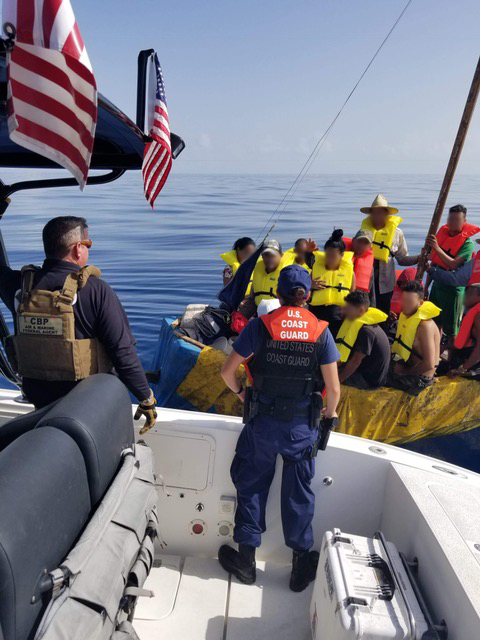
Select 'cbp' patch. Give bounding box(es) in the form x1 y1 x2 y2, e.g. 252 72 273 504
18 316 63 336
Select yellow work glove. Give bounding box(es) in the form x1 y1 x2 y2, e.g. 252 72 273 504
134 393 157 435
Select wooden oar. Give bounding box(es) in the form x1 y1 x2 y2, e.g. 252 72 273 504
417 55 480 279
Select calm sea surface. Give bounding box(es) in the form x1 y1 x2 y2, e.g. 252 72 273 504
1 170 480 468
2 170 480 375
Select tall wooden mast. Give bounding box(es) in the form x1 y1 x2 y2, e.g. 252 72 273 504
417 55 480 279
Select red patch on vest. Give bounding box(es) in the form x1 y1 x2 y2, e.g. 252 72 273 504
261 307 327 342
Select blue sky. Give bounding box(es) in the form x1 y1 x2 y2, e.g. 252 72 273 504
21 1 480 174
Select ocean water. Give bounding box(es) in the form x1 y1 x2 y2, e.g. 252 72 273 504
2 170 480 365
1 171 480 466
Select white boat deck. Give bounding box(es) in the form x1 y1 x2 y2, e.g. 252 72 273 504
134 556 313 640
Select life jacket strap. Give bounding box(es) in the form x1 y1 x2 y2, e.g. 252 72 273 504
324 283 351 293
393 334 423 361
335 337 353 352
254 288 276 301
373 239 394 256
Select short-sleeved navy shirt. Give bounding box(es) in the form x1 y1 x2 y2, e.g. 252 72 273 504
234 317 340 364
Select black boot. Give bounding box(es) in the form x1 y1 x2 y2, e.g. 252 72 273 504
289 549 319 592
218 543 256 584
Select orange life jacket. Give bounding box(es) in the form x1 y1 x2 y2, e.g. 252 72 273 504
454 302 480 349
431 223 480 269
245 306 328 399
468 251 480 286
340 237 373 293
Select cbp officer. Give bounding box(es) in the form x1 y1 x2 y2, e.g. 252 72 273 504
219 264 341 592
0 216 157 431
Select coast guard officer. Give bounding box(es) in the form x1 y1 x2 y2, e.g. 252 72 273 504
219 264 341 592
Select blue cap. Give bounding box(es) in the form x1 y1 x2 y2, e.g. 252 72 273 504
277 264 312 298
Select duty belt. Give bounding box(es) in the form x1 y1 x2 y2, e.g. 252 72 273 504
257 401 310 417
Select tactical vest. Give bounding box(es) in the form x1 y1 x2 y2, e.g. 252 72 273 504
431 223 480 269
454 302 480 349
335 307 387 363
310 252 354 306
392 301 440 363
7 265 113 382
468 251 480 286
246 306 328 399
361 216 403 263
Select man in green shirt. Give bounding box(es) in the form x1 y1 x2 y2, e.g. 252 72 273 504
426 204 480 345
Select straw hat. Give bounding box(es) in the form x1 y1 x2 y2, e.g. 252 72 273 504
360 194 399 215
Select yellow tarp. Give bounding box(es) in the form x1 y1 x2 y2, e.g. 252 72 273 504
337 376 480 444
176 345 480 442
177 346 245 416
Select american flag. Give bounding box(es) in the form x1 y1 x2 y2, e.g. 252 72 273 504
142 53 172 208
3 0 97 189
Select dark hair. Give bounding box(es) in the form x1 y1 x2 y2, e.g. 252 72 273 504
401 279 424 298
282 287 307 306
344 290 370 308
449 204 467 215
42 216 88 259
324 229 345 252
233 237 255 251
294 238 307 248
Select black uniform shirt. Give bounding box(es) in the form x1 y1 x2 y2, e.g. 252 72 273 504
0 259 150 406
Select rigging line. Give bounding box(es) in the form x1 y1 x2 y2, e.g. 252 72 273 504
254 0 415 244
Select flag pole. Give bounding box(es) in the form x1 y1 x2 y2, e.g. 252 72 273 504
417 55 480 279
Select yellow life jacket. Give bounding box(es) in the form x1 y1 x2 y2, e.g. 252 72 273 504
7 265 112 382
311 252 354 306
392 301 441 362
283 248 312 274
335 307 388 362
220 249 252 294
252 256 288 305
220 249 240 274
361 216 403 263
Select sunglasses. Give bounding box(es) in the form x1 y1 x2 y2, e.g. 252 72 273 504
80 239 93 248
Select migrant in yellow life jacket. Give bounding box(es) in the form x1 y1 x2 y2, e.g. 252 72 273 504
7 265 112 382
220 250 240 274
283 248 312 274
220 249 252 294
251 256 287 305
361 216 403 263
310 251 354 306
335 307 388 362
392 301 441 362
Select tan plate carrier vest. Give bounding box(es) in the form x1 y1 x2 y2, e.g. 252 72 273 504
7 265 113 382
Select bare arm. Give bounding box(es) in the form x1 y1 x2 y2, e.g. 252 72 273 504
338 351 365 383
394 230 419 267
320 361 341 418
426 235 467 270
405 321 438 375
221 350 246 401
350 271 356 291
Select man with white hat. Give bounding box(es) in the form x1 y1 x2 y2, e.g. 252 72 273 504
237 239 284 319
360 194 419 315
